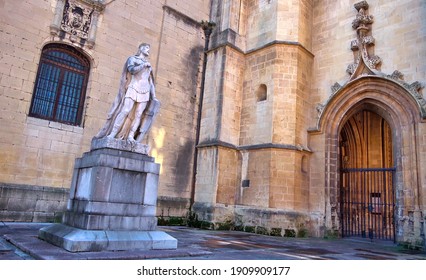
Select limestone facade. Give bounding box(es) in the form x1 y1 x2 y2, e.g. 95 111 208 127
194 0 425 248
0 0 425 248
0 0 209 220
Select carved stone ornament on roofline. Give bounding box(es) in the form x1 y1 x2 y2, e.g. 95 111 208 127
50 0 105 49
319 1 425 119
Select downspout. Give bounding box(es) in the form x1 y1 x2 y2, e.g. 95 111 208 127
189 21 216 209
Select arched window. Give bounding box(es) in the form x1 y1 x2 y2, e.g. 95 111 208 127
256 84 267 102
29 44 90 126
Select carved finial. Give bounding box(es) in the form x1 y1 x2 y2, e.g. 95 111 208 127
354 1 369 12
352 1 373 30
347 1 381 79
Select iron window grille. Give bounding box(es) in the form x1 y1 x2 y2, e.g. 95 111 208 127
29 43 90 126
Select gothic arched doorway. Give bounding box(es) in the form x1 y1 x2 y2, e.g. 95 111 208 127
339 110 395 240
311 76 424 245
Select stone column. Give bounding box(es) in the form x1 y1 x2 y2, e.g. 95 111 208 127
50 0 66 36
87 8 100 48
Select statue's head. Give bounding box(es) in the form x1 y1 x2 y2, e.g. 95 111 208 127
136 43 150 56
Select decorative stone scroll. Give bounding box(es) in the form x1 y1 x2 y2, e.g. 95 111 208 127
50 0 105 48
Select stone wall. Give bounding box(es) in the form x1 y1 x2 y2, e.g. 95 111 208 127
0 0 209 221
192 202 314 237
0 183 68 222
0 1 84 188
193 0 317 237
0 0 424 249
192 0 425 248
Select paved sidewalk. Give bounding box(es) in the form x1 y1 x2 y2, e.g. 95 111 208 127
0 222 425 260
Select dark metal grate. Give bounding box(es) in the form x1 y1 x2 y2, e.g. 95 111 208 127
340 168 396 241
29 44 90 126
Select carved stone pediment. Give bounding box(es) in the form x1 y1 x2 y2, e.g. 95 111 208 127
50 0 105 48
61 0 93 40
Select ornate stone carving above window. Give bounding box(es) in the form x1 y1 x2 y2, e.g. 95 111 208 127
50 0 105 48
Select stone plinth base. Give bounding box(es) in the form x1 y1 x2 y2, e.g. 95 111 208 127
91 137 150 155
39 224 177 252
38 138 177 252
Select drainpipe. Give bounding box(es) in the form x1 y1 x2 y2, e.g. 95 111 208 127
190 21 216 210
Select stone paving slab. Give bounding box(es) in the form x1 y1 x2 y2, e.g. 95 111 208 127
0 222 425 260
1 228 210 260
0 241 12 252
0 233 34 260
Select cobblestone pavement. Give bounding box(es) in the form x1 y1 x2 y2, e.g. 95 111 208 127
0 222 425 260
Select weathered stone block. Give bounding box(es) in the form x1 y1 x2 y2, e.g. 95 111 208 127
75 168 93 200
0 210 34 222
109 169 146 204
39 224 177 252
35 200 63 213
6 198 37 212
0 196 7 210
90 167 113 201
33 212 55 223
70 200 156 217
91 137 149 155
144 173 159 205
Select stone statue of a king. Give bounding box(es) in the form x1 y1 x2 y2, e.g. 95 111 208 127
95 43 160 144
38 43 176 252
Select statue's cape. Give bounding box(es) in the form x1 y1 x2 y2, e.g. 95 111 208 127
95 57 135 139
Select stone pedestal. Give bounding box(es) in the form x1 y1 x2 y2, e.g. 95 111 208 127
38 138 177 252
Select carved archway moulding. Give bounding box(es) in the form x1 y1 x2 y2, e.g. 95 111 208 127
309 1 424 244
312 1 425 133
313 76 424 134
316 76 423 241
